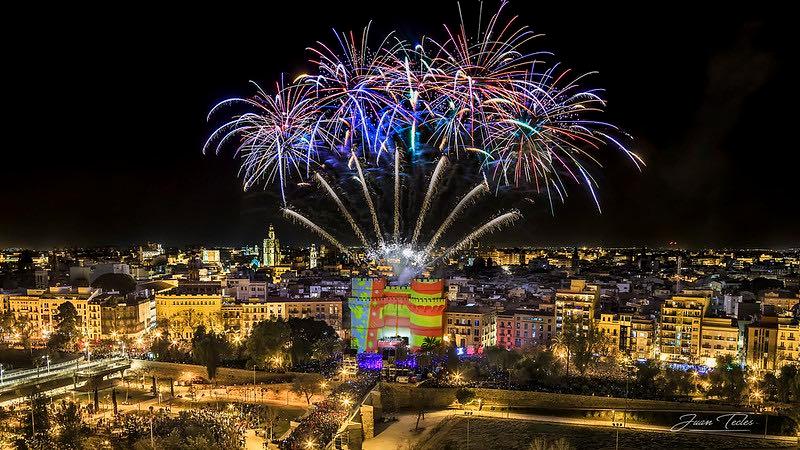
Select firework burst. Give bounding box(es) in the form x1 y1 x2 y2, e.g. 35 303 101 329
206 3 641 278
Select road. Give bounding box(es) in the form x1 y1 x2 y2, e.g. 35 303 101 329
0 356 130 395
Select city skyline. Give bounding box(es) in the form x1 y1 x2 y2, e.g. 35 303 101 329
2 5 798 449
3 3 796 249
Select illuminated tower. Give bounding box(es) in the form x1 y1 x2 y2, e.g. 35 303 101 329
262 224 281 268
309 244 318 269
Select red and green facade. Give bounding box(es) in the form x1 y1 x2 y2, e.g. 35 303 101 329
349 278 446 352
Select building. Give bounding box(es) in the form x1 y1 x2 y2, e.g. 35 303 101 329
597 313 631 355
202 249 221 265
34 269 49 289
284 297 344 335
495 309 555 349
239 300 284 335
226 297 345 338
226 278 269 301
155 282 224 339
4 287 102 341
262 224 282 268
309 244 318 269
761 291 800 317
777 322 800 368
658 294 710 363
555 279 599 332
139 243 164 261
444 306 495 353
698 317 740 366
746 317 779 372
97 294 150 339
221 302 242 338
629 316 656 360
270 265 294 284
89 263 130 283
348 278 446 352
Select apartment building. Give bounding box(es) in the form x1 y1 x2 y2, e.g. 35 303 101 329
658 294 710 363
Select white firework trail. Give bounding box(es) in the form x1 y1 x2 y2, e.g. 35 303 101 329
281 208 353 259
435 210 522 263
393 147 401 241
411 156 448 247
424 179 490 254
349 153 384 247
314 172 371 250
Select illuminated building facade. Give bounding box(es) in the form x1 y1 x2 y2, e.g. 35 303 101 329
555 279 599 333
154 282 224 339
444 306 495 353
658 294 710 363
97 294 150 339
698 317 740 366
746 318 779 372
309 244 318 269
495 309 555 349
777 322 800 368
348 278 446 352
3 287 103 341
262 224 282 268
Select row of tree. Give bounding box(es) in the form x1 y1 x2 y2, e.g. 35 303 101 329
149 317 342 382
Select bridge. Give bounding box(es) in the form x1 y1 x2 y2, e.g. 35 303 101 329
0 357 131 397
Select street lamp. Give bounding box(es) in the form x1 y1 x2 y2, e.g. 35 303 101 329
340 397 352 408
304 439 316 449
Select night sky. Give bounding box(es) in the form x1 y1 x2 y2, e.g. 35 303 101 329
2 2 796 249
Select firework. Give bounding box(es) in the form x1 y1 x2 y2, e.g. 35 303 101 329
206 3 641 276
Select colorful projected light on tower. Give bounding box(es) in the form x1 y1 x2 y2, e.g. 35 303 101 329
348 278 446 352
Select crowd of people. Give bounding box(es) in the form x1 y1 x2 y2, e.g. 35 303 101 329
281 373 379 449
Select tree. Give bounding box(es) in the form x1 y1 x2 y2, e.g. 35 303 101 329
286 318 338 366
777 365 800 403
151 329 173 361
658 367 693 399
484 346 522 371
191 325 228 381
48 302 80 352
290 373 324 405
511 351 561 386
18 393 51 444
0 311 15 345
708 355 745 402
311 336 341 361
245 320 290 368
14 250 35 289
454 387 475 407
420 337 442 353
634 360 661 395
53 401 89 449
261 405 278 441
761 371 779 401
559 315 608 375
15 316 34 356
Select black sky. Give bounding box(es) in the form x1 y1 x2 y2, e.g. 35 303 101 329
2 2 797 249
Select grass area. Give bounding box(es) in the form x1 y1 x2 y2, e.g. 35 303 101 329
416 416 797 450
